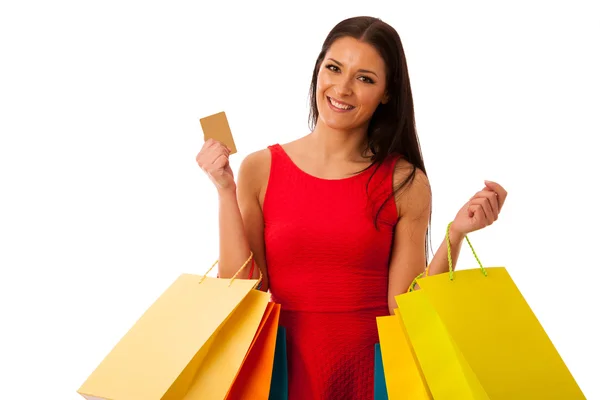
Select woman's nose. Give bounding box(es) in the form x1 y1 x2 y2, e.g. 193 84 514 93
334 76 353 97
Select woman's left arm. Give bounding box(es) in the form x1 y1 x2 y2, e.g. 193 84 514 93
387 164 508 314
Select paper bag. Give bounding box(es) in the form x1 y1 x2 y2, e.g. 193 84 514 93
395 290 489 399
373 343 388 400
269 326 289 400
409 226 586 399
376 313 432 399
225 302 281 399
77 254 267 400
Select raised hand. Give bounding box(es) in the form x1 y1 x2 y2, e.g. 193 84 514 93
451 180 508 235
196 138 235 193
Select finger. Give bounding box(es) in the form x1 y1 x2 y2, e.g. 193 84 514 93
209 141 230 155
472 190 499 220
196 152 207 170
470 198 494 225
481 184 504 213
474 206 487 227
484 180 504 192
209 154 229 171
201 140 216 156
204 138 225 151
484 180 508 209
468 204 485 225
210 148 230 165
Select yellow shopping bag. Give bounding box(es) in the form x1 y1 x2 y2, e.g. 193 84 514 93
378 276 485 399
77 253 270 400
376 312 432 399
395 290 489 399
404 224 586 399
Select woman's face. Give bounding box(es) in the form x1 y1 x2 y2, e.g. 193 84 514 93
316 36 388 132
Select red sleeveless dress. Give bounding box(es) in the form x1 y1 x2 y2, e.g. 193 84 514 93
263 144 400 400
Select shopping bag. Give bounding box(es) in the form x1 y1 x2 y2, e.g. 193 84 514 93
395 290 489 399
402 224 586 399
269 326 289 400
373 343 388 400
375 313 431 399
77 253 270 400
225 302 281 399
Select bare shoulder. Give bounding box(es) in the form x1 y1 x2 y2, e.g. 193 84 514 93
392 158 431 218
238 147 272 206
239 148 272 174
278 137 305 153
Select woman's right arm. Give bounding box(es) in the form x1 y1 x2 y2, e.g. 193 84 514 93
197 139 269 290
218 151 269 289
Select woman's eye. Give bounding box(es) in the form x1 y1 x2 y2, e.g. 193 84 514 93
325 65 374 84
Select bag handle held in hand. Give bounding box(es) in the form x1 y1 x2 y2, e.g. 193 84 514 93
407 222 488 292
199 252 262 288
444 221 487 281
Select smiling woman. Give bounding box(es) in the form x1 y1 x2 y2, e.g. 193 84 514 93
196 15 507 400
316 37 389 126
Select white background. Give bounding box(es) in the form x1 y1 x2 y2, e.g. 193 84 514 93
1 1 598 398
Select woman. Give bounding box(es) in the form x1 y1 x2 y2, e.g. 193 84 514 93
197 16 507 400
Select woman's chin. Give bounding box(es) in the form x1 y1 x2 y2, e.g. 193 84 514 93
318 114 359 131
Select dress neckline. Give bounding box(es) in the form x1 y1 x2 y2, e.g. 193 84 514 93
274 143 376 182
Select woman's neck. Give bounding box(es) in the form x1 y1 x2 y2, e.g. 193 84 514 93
307 120 371 162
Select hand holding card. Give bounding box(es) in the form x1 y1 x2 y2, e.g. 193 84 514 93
199 111 237 154
197 111 237 193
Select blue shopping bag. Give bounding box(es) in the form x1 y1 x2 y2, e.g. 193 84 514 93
374 343 388 400
269 326 288 399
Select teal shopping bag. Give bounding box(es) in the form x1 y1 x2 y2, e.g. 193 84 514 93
374 343 388 400
269 326 288 399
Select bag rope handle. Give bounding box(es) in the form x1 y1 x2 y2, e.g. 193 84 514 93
407 222 487 292
199 252 262 288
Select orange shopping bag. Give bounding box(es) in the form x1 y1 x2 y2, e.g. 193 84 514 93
226 302 281 399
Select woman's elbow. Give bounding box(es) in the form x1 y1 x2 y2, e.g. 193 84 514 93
387 297 398 316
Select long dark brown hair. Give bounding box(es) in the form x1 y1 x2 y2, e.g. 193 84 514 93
308 16 432 263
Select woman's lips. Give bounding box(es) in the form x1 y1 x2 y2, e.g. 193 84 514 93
327 96 355 112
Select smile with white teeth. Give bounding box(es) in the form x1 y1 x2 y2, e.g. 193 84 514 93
328 96 354 110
